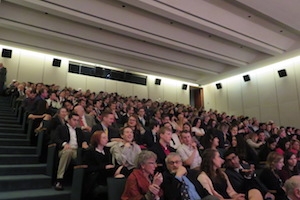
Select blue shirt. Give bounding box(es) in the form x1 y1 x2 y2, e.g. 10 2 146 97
175 175 201 200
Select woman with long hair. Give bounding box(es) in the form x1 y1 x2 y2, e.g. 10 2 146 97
125 114 146 146
259 152 286 200
198 149 246 200
278 151 299 183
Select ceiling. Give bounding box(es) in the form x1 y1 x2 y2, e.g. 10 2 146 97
1 0 300 85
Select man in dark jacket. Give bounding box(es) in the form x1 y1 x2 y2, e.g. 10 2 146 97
161 152 218 200
54 112 89 190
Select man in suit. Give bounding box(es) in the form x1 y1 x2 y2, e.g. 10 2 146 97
284 176 300 200
149 127 176 173
223 149 274 200
0 63 7 95
54 112 89 190
137 107 149 129
74 105 96 142
161 152 218 200
91 111 120 141
143 120 160 149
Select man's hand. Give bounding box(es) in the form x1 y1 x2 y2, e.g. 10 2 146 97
82 142 89 149
175 166 187 178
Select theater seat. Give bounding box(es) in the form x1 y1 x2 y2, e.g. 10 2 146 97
107 177 126 200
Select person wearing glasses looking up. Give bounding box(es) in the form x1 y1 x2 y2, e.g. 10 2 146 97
161 152 218 200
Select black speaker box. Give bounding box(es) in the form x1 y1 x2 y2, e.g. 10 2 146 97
2 49 12 58
52 58 61 67
243 75 251 82
155 78 161 85
216 83 222 89
278 69 287 78
182 84 187 90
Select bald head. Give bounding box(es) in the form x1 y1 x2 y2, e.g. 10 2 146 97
284 175 300 199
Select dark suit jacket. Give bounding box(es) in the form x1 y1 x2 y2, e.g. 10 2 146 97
54 124 86 150
149 143 176 173
225 164 268 196
162 169 210 200
143 130 158 149
91 123 120 141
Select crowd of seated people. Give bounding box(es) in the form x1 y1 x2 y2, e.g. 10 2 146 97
5 80 300 199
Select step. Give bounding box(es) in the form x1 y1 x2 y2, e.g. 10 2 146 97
0 133 26 139
0 124 22 128
0 139 30 146
0 154 39 164
0 120 20 124
0 127 24 134
0 164 46 175
0 174 51 192
0 146 36 154
0 188 71 200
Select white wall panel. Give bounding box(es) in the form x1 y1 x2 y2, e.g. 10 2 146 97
18 50 44 83
133 84 148 99
256 68 277 105
214 82 228 113
260 104 280 124
227 79 243 114
67 73 87 91
203 85 216 110
105 79 117 93
244 106 260 119
117 82 133 97
43 56 68 87
176 85 189 105
86 76 105 93
148 77 164 102
163 81 177 102
275 66 298 103
278 101 300 127
241 73 260 108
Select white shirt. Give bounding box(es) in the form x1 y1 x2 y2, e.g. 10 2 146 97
67 123 78 149
177 143 202 169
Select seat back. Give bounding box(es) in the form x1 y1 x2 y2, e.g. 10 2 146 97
107 177 126 200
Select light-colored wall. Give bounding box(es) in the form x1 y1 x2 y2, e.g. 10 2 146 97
0 44 189 105
203 57 300 127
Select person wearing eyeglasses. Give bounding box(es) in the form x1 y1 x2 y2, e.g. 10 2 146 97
161 152 218 200
223 149 275 200
121 151 163 200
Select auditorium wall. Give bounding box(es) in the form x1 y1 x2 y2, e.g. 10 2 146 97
0 44 189 105
203 57 300 128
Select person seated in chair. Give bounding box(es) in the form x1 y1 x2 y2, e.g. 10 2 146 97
161 152 218 200
83 130 117 199
53 112 89 190
121 151 163 200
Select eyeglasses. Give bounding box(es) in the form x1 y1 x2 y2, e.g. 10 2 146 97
167 160 182 165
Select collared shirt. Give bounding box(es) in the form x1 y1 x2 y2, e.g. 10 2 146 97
67 123 78 149
175 175 201 200
177 143 202 169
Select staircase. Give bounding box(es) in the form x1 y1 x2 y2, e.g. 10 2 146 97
0 96 71 200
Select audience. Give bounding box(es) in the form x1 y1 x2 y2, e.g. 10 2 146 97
6 80 300 199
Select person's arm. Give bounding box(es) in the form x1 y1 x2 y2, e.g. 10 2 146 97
197 172 223 199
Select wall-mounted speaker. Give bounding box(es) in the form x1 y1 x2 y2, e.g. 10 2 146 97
216 83 222 89
243 75 251 82
278 69 287 78
2 49 12 58
155 78 161 85
52 58 61 67
182 84 187 90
